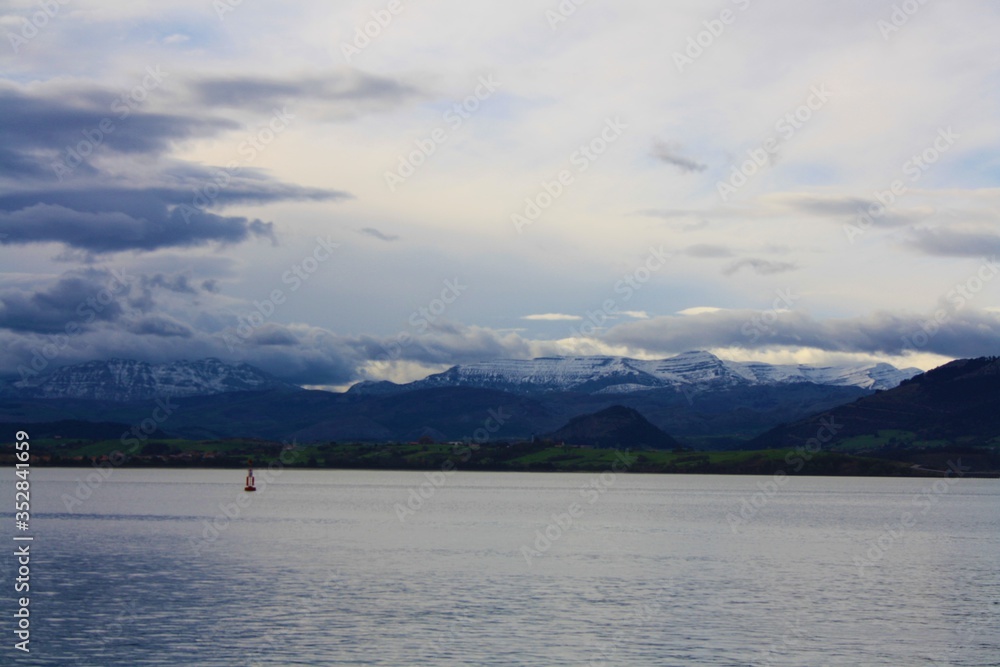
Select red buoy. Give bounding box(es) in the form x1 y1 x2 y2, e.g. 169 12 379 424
244 459 256 492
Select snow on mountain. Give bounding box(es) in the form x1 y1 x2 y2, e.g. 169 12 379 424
372 351 921 395
13 358 299 402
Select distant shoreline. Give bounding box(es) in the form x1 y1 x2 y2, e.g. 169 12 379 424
6 437 999 478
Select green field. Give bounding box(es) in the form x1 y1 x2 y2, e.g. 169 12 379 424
0 436 952 477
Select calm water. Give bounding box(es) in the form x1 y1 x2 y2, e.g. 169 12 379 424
2 468 998 666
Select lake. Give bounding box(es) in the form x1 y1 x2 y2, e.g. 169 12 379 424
2 468 998 666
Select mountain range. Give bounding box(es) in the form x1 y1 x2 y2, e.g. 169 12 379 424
7 358 297 402
350 351 920 397
0 352 924 444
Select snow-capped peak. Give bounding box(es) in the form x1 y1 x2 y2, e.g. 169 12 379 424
379 351 920 395
13 358 298 402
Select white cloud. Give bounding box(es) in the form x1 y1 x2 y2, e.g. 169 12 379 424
522 313 582 321
676 307 725 316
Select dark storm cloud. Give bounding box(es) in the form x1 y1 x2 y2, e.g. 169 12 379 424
0 82 350 253
723 258 798 276
650 140 707 173
0 202 276 253
128 272 215 314
0 266 235 337
904 228 1000 258
0 85 238 180
246 325 299 346
205 320 535 385
351 322 533 367
0 269 128 333
142 273 198 295
226 326 362 385
126 315 193 338
606 309 1000 358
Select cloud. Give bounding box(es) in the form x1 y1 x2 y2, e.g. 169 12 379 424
244 324 300 347
723 258 798 276
0 301 994 388
0 267 224 337
904 228 1000 257
769 193 930 227
650 140 707 173
0 269 127 334
125 314 193 338
359 227 399 242
351 322 536 368
0 85 238 178
605 308 1000 359
522 313 582 321
189 71 422 116
224 321 539 385
0 202 279 253
0 83 350 253
141 273 199 295
620 311 650 319
685 244 733 258
676 307 725 316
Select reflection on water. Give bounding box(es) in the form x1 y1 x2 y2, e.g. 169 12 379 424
2 469 998 666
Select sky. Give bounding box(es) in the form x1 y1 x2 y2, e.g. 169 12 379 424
1 0 999 389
